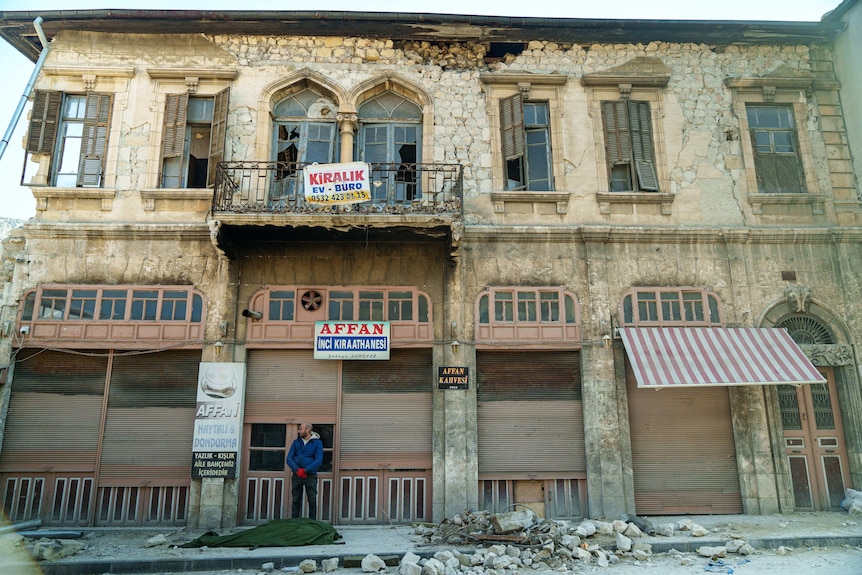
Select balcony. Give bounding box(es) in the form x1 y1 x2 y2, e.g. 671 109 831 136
213 161 463 218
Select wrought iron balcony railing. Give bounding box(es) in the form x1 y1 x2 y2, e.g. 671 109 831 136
213 161 463 216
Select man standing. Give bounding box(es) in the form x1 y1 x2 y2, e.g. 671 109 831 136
287 422 323 519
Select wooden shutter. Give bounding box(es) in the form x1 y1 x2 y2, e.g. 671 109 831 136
500 92 525 162
477 351 585 474
26 90 62 154
99 351 199 483
76 93 112 187
628 101 659 191
626 360 742 514
340 350 432 468
162 93 189 159
602 100 632 164
0 350 108 472
207 87 230 187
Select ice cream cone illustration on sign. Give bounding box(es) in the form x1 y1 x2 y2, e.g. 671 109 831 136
200 364 237 398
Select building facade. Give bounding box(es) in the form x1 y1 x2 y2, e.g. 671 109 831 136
0 10 860 530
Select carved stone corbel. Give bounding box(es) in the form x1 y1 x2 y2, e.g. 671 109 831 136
185 76 200 94
762 85 776 102
618 83 632 100
82 74 97 93
783 285 811 313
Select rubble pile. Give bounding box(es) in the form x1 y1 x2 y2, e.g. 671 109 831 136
406 510 757 571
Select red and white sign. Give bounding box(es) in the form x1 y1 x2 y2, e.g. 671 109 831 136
304 162 372 205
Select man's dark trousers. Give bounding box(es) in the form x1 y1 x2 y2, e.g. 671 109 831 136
291 473 318 519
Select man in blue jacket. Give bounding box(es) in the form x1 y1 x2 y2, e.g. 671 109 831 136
287 422 323 519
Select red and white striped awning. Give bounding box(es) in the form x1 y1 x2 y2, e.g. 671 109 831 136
618 327 825 389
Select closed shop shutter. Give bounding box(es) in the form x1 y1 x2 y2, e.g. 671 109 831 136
0 350 108 472
477 351 584 475
340 350 432 469
246 350 338 421
99 351 198 484
626 360 742 514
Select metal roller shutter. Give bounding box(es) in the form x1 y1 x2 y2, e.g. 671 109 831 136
340 350 432 469
246 350 338 420
626 360 742 514
477 352 584 474
0 350 108 472
99 351 199 484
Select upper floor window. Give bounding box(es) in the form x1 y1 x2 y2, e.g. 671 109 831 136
745 104 804 194
160 89 229 189
357 91 422 202
500 94 553 191
601 100 659 192
270 87 338 203
620 288 723 327
21 286 204 323
476 287 581 345
24 91 112 187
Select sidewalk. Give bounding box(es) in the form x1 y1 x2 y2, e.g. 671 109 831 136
3 512 862 575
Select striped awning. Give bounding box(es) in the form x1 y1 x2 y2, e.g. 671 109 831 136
618 327 825 389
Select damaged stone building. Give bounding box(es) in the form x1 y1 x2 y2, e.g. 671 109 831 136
0 8 860 530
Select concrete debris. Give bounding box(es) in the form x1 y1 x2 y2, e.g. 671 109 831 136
299 558 317 572
262 561 276 570
144 533 168 547
417 510 753 571
30 538 86 561
361 553 387 572
322 558 339 572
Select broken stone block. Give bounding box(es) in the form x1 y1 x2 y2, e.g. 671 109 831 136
677 519 693 531
697 546 727 558
633 549 652 561
592 520 614 535
322 558 339 572
632 541 652 556
145 534 167 547
299 559 318 573
612 519 627 533
490 510 536 534
777 546 792 555
423 557 446 575
402 552 422 566
615 533 632 552
399 562 422 575
596 550 609 567
725 539 746 553
622 523 643 538
31 538 85 561
655 523 675 537
560 534 581 550
262 561 276 570
738 543 755 555
574 547 591 563
690 523 708 537
575 521 596 537
362 554 387 572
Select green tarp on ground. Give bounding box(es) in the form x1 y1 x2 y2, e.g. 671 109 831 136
180 518 342 549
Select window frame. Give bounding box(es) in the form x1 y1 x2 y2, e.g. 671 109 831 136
481 74 568 209
24 90 113 189
619 287 724 327
727 79 822 214
475 287 581 347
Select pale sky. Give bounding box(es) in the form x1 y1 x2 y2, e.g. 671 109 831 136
0 0 841 219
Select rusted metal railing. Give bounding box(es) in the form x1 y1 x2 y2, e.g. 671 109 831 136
213 161 462 216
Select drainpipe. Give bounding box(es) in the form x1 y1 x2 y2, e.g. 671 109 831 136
0 17 51 161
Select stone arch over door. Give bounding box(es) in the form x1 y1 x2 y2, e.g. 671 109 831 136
758 292 862 510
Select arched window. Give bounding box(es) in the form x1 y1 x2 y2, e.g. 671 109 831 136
271 87 338 202
774 314 834 345
357 91 422 202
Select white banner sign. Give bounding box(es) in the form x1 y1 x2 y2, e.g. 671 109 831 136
314 321 390 360
192 362 245 478
304 162 372 205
